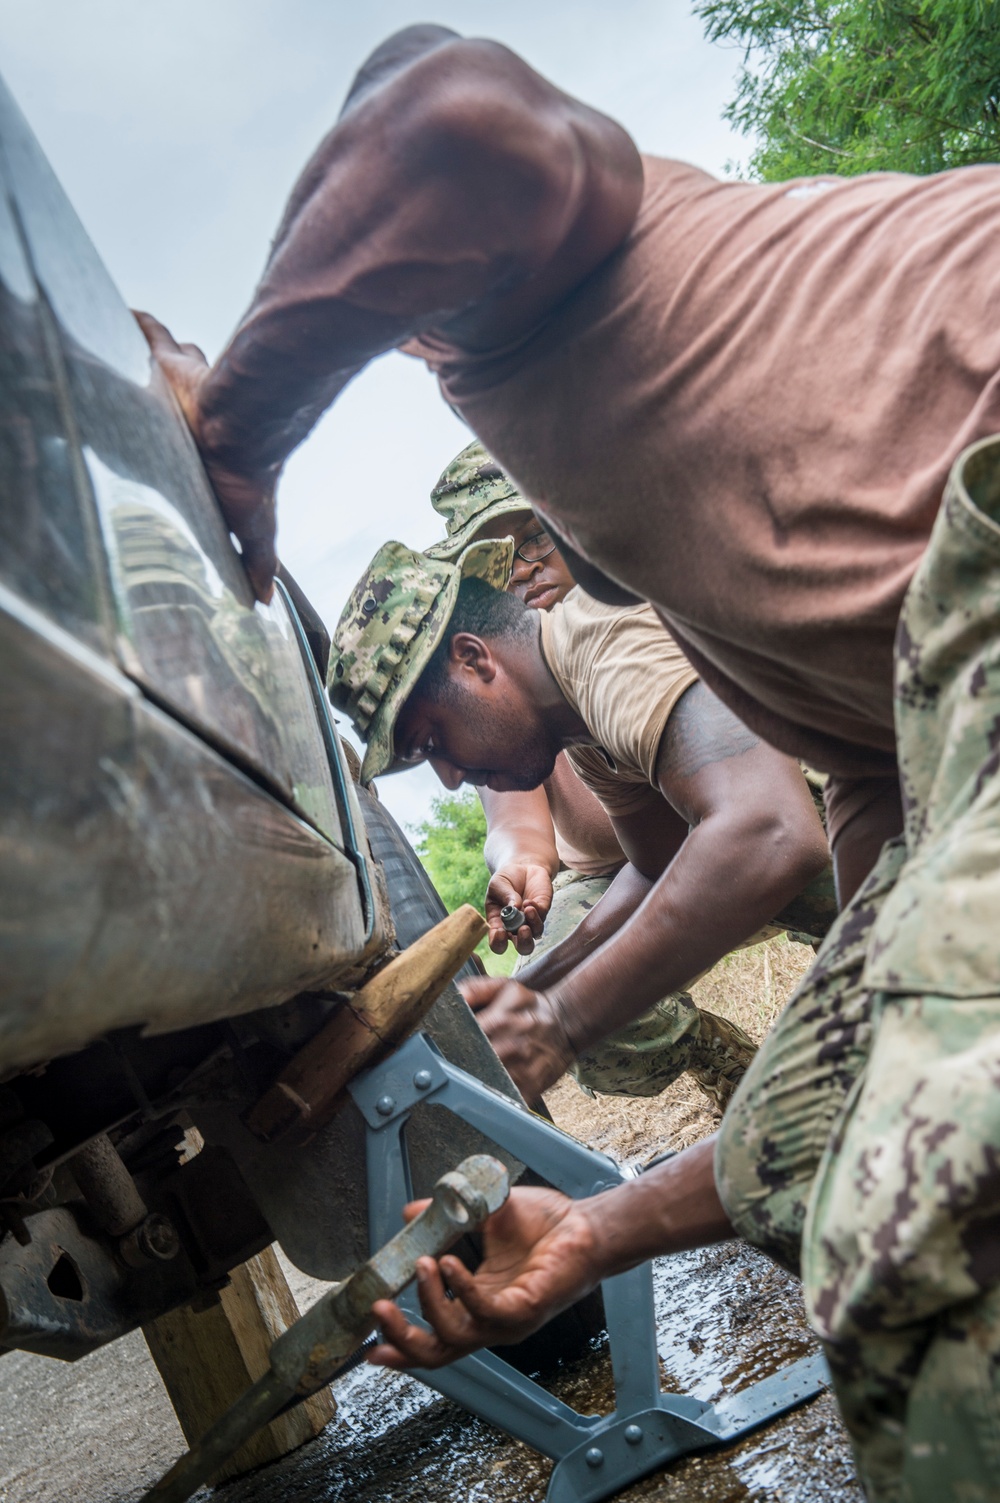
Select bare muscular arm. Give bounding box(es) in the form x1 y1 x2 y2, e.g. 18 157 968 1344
546 685 828 1048
515 862 652 991
513 790 688 991
371 1135 732 1370
467 685 829 1099
139 28 642 599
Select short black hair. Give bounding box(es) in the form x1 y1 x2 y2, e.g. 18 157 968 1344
417 577 534 701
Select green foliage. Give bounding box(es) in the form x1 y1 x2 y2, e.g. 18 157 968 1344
411 789 522 976
411 789 490 917
696 0 1000 178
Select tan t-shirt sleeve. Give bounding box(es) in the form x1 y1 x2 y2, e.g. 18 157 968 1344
539 592 699 818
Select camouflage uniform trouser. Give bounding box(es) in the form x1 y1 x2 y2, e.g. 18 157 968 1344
716 435 1000 1503
515 858 836 1098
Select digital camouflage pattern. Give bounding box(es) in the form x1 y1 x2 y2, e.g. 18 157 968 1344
716 838 904 1272
718 435 1000 1502
425 439 531 560
327 537 512 782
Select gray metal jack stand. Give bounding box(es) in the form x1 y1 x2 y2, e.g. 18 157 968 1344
348 1031 829 1503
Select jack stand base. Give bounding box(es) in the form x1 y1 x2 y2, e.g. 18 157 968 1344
348 1032 829 1502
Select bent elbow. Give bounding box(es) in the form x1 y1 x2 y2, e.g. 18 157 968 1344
744 807 830 910
777 807 830 883
391 40 639 271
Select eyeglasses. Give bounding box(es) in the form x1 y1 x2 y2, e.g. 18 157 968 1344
515 528 557 564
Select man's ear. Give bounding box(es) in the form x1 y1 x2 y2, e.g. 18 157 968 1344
448 632 497 683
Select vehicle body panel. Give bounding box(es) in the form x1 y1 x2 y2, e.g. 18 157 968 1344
0 67 526 1366
0 69 348 851
0 71 387 1073
0 586 375 1076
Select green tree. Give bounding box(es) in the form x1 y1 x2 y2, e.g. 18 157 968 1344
411 789 519 976
696 0 1000 178
411 789 490 917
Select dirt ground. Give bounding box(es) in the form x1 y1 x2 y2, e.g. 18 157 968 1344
0 937 862 1503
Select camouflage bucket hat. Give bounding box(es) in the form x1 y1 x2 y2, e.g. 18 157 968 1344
425 439 531 560
327 537 513 783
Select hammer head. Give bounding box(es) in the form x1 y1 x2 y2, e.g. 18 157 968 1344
435 1154 511 1225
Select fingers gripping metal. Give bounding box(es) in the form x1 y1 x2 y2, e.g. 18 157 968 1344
352 1032 830 1503
142 1153 509 1503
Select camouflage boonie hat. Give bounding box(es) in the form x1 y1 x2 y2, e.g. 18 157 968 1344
425 439 531 560
327 538 513 783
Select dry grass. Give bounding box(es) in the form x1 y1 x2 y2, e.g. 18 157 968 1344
689 931 816 1042
543 934 816 1163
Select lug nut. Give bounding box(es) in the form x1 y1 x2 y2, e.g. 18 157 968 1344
499 905 525 933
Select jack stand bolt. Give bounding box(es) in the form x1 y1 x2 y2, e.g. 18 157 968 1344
375 1095 396 1117
624 1424 643 1445
413 1070 433 1090
585 1447 604 1468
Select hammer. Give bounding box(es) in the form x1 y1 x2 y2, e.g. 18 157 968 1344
142 1154 510 1503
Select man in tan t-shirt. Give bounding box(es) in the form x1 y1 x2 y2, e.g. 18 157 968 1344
328 538 830 1111
425 440 835 1108
137 25 999 903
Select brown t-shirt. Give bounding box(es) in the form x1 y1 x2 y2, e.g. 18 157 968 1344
419 157 1000 833
539 589 699 817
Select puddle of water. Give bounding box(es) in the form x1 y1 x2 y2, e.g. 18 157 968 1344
217 1239 862 1503
653 1241 815 1405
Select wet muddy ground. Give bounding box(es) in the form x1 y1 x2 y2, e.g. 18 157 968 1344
0 1235 860 1503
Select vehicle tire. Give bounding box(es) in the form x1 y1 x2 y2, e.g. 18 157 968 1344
357 786 606 1374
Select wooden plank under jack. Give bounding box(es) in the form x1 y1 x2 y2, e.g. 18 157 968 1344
142 1246 336 1483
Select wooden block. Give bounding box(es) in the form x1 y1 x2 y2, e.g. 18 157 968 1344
142 1246 335 1483
247 904 487 1143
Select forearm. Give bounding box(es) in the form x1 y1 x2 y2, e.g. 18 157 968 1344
516 863 650 992
482 815 559 880
369 1134 732 1370
547 811 819 1053
580 1136 733 1276
199 324 373 483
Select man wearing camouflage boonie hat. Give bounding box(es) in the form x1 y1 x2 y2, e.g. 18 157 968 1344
425 441 530 562
328 535 512 784
421 440 836 1110
147 20 1000 1489
329 523 832 1123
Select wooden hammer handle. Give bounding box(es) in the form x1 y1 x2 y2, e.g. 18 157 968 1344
245 905 486 1143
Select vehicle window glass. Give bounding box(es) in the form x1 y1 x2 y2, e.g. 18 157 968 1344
0 75 342 843
0 79 147 385
0 166 107 647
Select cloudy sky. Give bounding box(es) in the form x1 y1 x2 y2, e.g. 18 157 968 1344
0 0 748 831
